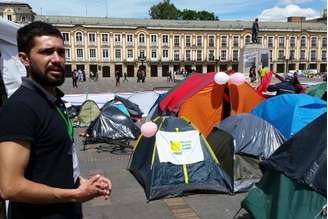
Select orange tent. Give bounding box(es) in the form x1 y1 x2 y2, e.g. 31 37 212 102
179 82 264 137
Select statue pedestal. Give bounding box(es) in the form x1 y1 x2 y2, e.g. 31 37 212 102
239 43 270 75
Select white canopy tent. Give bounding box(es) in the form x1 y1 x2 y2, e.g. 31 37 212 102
0 18 26 98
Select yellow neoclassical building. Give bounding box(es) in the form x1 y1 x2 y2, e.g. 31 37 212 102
1 2 327 79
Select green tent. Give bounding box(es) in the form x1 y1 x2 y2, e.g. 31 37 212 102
305 83 327 99
242 113 327 219
76 100 100 127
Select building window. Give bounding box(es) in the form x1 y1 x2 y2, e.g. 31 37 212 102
289 50 295 60
269 50 272 61
278 50 284 60
185 50 191 61
139 50 145 58
65 49 70 60
76 48 83 60
197 50 202 61
163 49 168 58
75 32 83 44
62 32 69 43
278 37 284 48
151 50 157 59
301 36 306 48
221 50 227 61
322 50 327 61
101 33 109 45
208 50 214 61
221 36 227 47
174 35 180 47
174 50 179 61
290 36 296 48
322 37 327 48
139 33 145 44
185 35 191 47
151 34 157 45
89 49 97 60
232 50 238 61
127 49 133 58
268 37 273 48
162 35 169 45
102 49 109 59
21 16 26 22
127 34 133 45
196 36 202 47
258 36 262 45
114 33 121 45
115 49 121 60
311 37 317 48
310 50 316 62
208 35 215 47
88 33 96 45
300 50 306 61
233 36 239 47
245 35 251 45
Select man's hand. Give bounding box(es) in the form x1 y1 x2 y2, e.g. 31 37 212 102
75 175 112 202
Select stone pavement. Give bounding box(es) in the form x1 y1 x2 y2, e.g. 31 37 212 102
60 78 251 219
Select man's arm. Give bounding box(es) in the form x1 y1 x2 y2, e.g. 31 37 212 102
0 140 111 204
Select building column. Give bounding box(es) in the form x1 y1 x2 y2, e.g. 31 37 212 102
202 65 207 74
158 65 163 78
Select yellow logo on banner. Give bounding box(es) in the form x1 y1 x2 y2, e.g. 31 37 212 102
170 140 182 154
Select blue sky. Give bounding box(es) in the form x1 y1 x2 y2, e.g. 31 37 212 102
6 0 326 21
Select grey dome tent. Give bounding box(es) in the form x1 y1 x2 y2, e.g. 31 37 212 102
129 116 232 201
242 113 326 219
85 103 140 145
206 113 285 193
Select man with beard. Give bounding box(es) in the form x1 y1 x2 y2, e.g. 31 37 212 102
0 21 111 219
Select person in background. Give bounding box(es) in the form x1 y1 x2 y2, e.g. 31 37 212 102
115 71 121 86
123 72 128 82
72 69 78 88
249 63 256 83
0 21 111 219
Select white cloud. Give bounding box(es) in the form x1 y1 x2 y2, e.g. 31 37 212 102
279 0 313 4
258 4 320 21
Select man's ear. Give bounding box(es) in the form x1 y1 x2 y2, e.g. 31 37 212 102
18 52 29 67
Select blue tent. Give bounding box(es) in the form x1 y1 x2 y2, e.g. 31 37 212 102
251 94 326 139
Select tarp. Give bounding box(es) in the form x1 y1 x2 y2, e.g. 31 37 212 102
251 94 326 139
114 95 143 118
86 104 140 143
0 18 26 98
127 91 160 116
242 113 327 219
129 116 232 201
207 113 285 193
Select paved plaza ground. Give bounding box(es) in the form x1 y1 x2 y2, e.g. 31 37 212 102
59 76 322 219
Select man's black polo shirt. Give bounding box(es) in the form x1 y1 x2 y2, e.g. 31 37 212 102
0 78 82 219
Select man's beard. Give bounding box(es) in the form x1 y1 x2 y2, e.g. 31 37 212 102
29 62 66 87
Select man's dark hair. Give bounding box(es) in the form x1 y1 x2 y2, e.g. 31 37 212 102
17 21 63 54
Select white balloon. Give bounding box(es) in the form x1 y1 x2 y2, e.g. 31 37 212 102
214 72 230 85
230 72 246 85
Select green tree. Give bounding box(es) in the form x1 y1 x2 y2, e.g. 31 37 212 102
179 9 198 20
149 0 180 20
197 11 218 20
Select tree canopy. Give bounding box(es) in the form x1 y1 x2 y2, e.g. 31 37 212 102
149 0 219 20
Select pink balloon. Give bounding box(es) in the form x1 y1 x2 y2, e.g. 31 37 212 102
230 73 246 85
141 122 158 137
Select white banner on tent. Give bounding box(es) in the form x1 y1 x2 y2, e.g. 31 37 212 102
156 130 204 165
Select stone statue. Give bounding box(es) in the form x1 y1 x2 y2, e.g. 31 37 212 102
252 18 259 43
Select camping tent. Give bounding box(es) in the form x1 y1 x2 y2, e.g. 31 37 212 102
251 94 326 139
75 100 100 127
129 116 232 201
158 72 264 137
0 18 26 101
305 82 327 100
85 103 140 144
242 113 327 219
114 95 143 119
207 113 285 193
